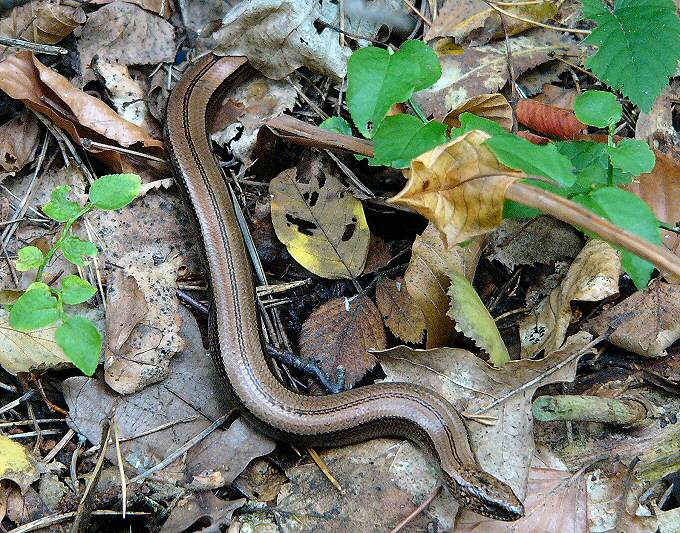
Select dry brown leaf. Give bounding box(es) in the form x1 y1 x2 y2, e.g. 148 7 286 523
515 98 585 139
0 0 85 52
375 277 425 344
389 130 524 247
635 80 680 153
0 112 40 172
362 235 392 274
160 494 245 533
104 270 148 355
300 294 385 387
586 282 680 357
0 52 164 156
91 0 171 18
75 1 175 83
404 224 483 348
426 0 560 44
414 29 577 118
270 167 370 279
378 332 594 502
104 251 184 394
442 93 513 131
534 84 579 110
520 240 620 357
63 307 276 489
211 0 347 80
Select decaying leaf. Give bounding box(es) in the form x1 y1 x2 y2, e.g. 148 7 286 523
375 277 425 344
300 294 385 387
389 130 524 246
63 308 275 488
404 224 483 348
104 251 184 394
377 331 594 501
75 1 175 83
270 167 370 279
515 98 585 139
447 270 510 367
104 270 148 356
0 436 39 494
443 93 513 131
160 494 245 533
362 235 392 274
635 80 680 152
586 282 680 357
520 240 620 357
426 0 560 44
211 0 347 80
0 112 40 172
414 29 577 117
92 0 172 18
0 52 164 155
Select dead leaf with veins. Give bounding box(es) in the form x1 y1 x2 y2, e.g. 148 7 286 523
0 112 40 172
389 130 524 247
319 0 416 43
211 0 347 80
160 494 245 533
586 282 680 357
300 294 385 387
375 277 425 344
0 436 39 493
520 239 620 357
270 167 370 279
404 224 483 348
377 331 594 502
91 0 172 18
104 270 148 359
414 29 577 118
443 93 513 131
63 308 275 488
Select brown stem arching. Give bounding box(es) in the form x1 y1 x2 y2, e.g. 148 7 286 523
506 180 680 280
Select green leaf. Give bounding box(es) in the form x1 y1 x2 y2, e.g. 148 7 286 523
607 139 656 176
583 0 680 112
574 91 621 128
347 40 441 137
9 283 59 331
447 270 510 367
485 135 575 187
458 112 510 137
89 173 141 210
59 235 98 266
15 246 44 271
556 141 632 190
42 185 82 222
55 316 101 376
372 115 448 168
61 275 96 305
320 116 352 136
581 187 662 288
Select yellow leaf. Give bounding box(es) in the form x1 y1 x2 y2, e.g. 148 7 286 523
0 435 39 493
443 93 513 131
270 167 370 279
388 130 524 247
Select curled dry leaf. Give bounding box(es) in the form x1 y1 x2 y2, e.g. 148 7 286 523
375 277 425 344
300 294 386 387
389 130 524 247
520 239 620 357
377 331 594 501
586 281 680 357
0 0 85 52
270 167 370 279
0 52 164 156
91 0 172 18
0 436 39 494
515 99 585 140
443 93 513 131
0 112 40 172
404 224 483 348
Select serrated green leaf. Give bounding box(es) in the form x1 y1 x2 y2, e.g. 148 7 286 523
581 187 662 288
61 275 96 305
320 116 352 136
55 316 101 376
89 173 141 210
607 139 656 176
42 185 82 222
347 40 441 137
15 246 44 272
583 0 680 112
447 270 510 367
574 91 622 128
372 115 448 168
59 235 98 266
9 283 59 331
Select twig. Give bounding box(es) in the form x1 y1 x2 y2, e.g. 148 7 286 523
402 0 432 25
0 36 68 55
266 344 346 394
307 447 344 493
112 419 127 519
389 485 442 533
0 389 36 416
43 428 75 463
80 139 167 163
10 511 150 533
483 0 591 35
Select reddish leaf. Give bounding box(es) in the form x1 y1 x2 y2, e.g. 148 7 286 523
515 99 585 140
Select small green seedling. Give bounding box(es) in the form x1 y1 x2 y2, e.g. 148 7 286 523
9 173 141 375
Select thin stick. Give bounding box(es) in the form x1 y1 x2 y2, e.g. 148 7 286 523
389 485 442 533
80 139 167 163
10 511 150 533
0 37 68 55
307 447 344 493
484 0 591 34
43 428 75 463
402 0 432 25
112 419 127 519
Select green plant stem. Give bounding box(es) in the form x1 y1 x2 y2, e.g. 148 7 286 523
607 124 615 186
35 205 93 282
408 98 428 124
